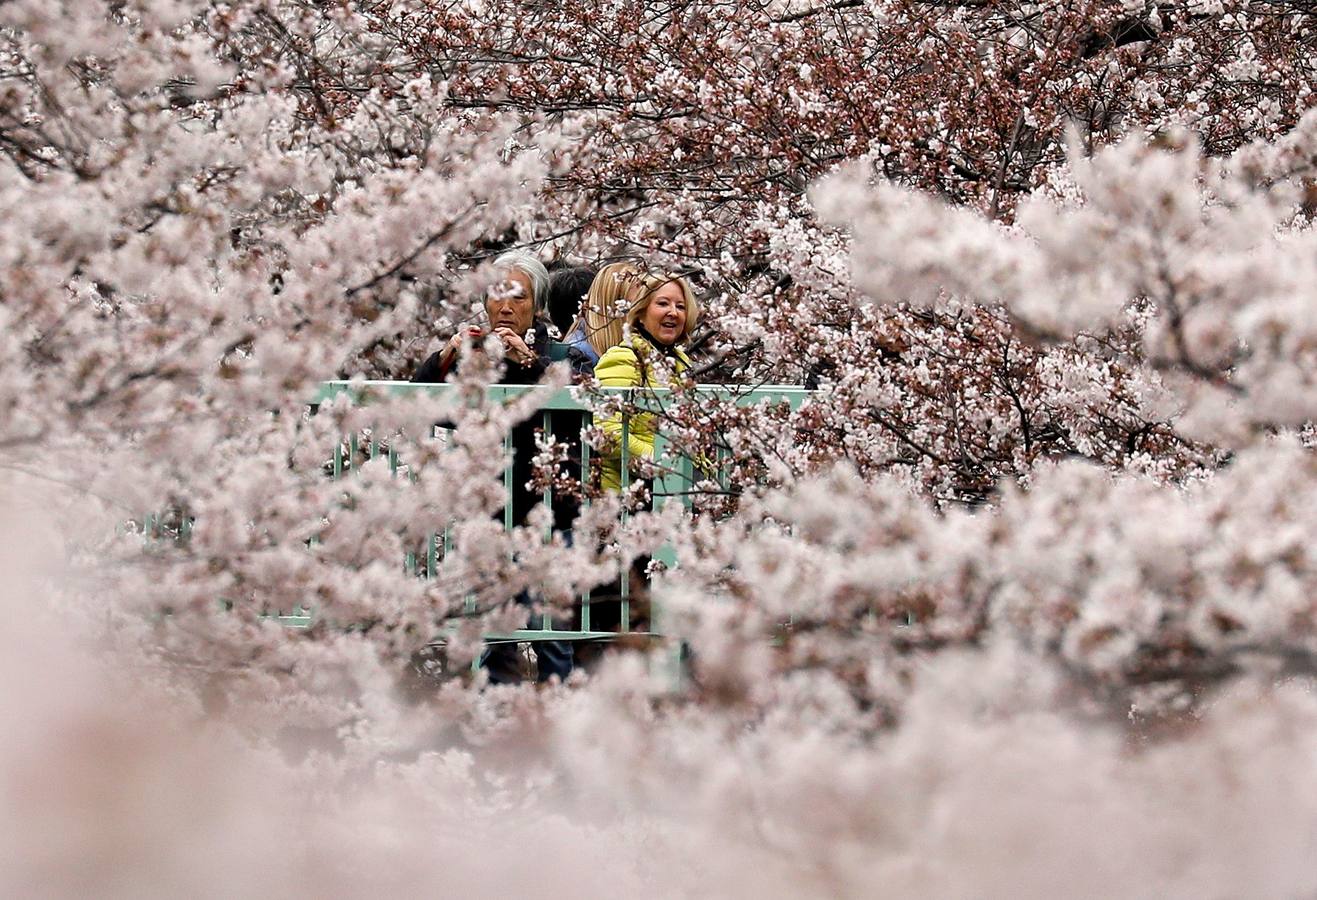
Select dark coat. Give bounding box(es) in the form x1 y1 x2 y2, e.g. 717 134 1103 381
412 327 549 385
412 323 578 532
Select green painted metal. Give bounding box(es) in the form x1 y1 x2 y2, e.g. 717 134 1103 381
579 419 591 633
236 379 814 657
336 381 804 646
541 407 553 541
311 379 813 411
619 410 631 633
502 425 514 534
483 629 654 642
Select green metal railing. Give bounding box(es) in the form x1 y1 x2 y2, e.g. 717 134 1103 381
307 379 811 654
126 376 811 673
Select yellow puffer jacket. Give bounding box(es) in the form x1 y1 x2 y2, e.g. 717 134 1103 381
594 334 692 492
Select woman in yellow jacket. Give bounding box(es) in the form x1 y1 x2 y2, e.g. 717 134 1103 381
593 272 700 493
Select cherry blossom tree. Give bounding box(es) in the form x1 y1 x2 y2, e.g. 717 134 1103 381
335 0 1312 499
4 0 1317 895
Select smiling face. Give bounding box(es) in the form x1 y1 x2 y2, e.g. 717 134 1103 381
484 269 535 335
640 281 688 346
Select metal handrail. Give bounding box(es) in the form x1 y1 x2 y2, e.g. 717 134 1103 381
286 379 815 664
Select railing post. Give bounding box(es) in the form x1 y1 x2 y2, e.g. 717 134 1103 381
619 411 630 633
651 428 679 570
579 415 591 633
541 408 553 632
297 381 815 651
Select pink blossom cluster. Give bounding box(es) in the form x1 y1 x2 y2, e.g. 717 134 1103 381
3 1 1317 893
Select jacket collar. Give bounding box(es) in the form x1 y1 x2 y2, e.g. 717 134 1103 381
633 324 689 360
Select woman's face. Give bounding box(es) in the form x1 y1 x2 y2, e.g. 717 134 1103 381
485 269 535 335
640 281 688 346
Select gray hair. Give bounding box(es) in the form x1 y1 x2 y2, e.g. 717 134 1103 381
493 249 550 313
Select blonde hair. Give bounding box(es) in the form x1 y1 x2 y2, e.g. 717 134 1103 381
571 261 642 357
624 273 700 344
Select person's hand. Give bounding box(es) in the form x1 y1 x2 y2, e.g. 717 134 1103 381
441 324 483 364
493 326 536 366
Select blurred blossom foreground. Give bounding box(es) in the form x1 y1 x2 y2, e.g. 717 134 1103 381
7 484 1317 898
5 1 1317 897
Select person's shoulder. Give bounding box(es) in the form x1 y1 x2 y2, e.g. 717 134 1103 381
411 350 449 383
594 342 641 384
564 325 595 354
597 341 639 365
565 343 599 377
566 336 598 360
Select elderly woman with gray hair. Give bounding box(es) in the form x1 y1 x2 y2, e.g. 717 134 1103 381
413 249 551 382
412 249 575 685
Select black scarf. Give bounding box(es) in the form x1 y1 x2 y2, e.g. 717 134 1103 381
632 322 683 357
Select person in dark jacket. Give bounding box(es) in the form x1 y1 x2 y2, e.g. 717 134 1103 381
545 264 596 340
412 249 574 684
